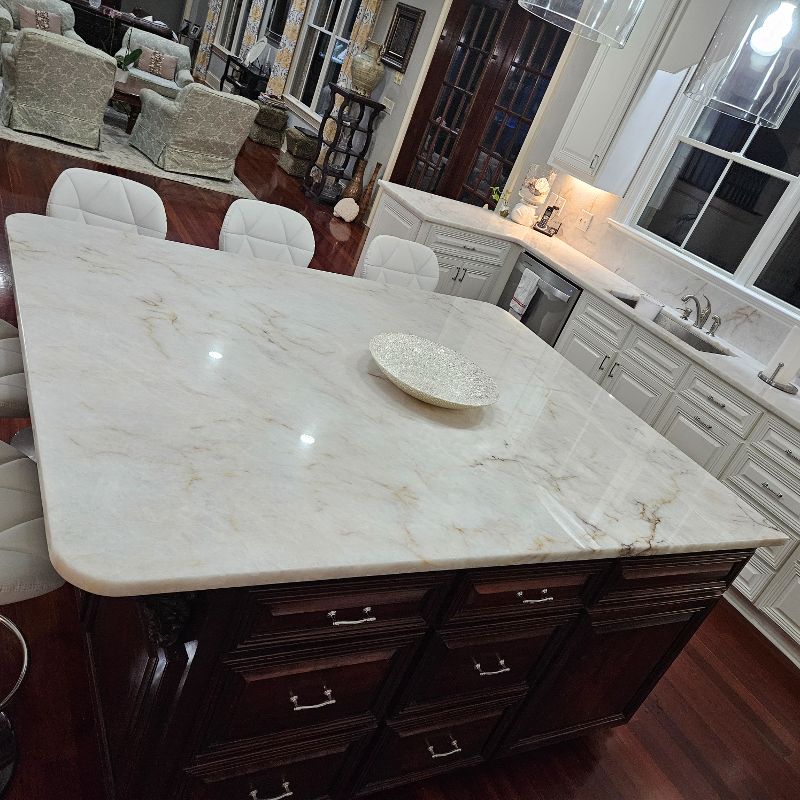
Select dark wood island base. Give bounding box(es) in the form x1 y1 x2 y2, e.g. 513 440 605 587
79 549 753 800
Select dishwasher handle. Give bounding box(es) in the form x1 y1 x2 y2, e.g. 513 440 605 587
537 279 572 303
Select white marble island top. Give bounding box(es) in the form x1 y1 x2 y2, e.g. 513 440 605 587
9 214 785 597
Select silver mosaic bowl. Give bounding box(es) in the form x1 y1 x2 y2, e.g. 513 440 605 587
369 333 499 409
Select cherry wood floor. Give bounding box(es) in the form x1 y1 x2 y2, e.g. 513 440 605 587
1 139 799 800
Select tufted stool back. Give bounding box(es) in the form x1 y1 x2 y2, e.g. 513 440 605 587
360 235 440 291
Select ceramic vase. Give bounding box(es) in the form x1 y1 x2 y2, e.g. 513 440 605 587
341 159 367 202
352 41 385 97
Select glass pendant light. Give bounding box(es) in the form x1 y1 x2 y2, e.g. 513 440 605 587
516 0 648 49
685 0 800 128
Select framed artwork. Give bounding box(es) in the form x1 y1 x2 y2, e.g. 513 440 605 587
380 4 425 73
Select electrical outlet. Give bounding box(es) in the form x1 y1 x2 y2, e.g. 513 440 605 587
577 210 593 232
382 97 395 114
393 71 403 86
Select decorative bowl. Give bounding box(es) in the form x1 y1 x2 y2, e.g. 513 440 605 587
369 333 499 409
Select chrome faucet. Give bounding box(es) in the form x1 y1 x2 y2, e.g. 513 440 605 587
680 294 712 329
707 315 722 336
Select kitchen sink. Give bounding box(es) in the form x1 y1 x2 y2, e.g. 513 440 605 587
652 310 735 356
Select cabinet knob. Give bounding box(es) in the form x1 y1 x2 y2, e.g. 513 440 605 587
250 782 293 800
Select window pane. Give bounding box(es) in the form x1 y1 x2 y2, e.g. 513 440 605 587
313 0 343 30
690 108 753 153
638 143 727 246
755 218 800 308
685 164 788 273
266 0 290 42
314 39 347 113
746 96 800 176
341 0 359 39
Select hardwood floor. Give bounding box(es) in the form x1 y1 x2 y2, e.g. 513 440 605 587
0 136 798 800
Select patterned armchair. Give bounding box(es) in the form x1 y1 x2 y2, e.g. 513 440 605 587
130 83 259 181
115 28 193 99
1 28 116 149
0 0 84 45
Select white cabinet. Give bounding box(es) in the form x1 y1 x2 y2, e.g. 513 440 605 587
556 321 615 380
549 0 683 194
654 396 741 477
758 558 800 644
371 197 422 241
603 354 671 425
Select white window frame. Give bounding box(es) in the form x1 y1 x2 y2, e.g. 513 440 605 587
262 0 292 45
215 0 253 55
615 69 800 320
286 0 358 121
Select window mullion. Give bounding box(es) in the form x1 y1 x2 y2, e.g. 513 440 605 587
678 159 734 249
677 137 796 182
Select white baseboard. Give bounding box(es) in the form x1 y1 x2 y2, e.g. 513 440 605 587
725 589 800 669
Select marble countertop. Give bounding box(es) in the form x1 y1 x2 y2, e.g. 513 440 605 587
379 182 800 430
8 214 784 597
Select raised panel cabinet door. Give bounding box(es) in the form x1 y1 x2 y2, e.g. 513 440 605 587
434 263 460 294
452 268 492 301
757 557 800 642
654 396 741 477
499 603 712 754
555 322 615 383
601 355 671 424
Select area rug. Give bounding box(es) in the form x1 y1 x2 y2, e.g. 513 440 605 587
0 107 256 199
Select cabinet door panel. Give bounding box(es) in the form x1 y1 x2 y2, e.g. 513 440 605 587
655 396 741 476
602 354 670 424
500 604 711 753
453 269 492 301
555 322 614 382
758 558 800 640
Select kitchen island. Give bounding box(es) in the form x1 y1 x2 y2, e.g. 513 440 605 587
8 215 784 799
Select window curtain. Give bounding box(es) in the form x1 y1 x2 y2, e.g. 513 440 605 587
339 0 382 90
194 0 224 80
266 0 309 95
242 0 268 54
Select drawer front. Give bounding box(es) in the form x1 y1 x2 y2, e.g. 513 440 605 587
184 730 369 800
723 449 800 536
620 327 690 389
233 575 448 649
750 414 800 476
597 551 751 606
399 620 567 712
208 643 413 745
679 367 762 437
573 293 632 349
426 225 510 266
358 708 504 793
446 563 605 624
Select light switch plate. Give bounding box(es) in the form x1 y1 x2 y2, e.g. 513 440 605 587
382 97 395 114
577 210 593 232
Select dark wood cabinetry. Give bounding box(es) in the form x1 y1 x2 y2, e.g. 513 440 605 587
81 551 753 800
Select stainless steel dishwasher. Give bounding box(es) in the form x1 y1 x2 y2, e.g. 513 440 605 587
496 252 581 347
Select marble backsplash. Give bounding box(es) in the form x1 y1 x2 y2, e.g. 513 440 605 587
545 175 793 366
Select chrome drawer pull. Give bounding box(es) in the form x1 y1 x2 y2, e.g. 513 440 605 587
473 656 510 677
427 738 462 759
706 394 726 409
517 590 554 605
694 416 713 431
785 449 800 463
327 607 376 626
462 244 476 251
250 782 293 800
289 687 336 711
761 482 784 500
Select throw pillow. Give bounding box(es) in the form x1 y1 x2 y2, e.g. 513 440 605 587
138 46 178 82
18 5 63 34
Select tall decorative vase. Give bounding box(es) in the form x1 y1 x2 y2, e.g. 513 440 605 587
351 41 385 97
341 158 367 202
358 162 382 223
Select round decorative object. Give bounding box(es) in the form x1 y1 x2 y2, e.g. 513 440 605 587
510 203 537 227
351 41 385 97
369 333 500 409
333 197 359 222
245 37 269 66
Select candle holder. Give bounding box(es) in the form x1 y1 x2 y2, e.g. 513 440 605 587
758 362 799 395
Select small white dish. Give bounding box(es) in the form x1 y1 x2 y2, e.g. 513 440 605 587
369 333 499 409
245 38 269 66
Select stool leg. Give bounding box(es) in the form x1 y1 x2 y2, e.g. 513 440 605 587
0 616 28 799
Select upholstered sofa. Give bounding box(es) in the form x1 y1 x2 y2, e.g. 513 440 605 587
130 83 259 181
1 28 116 149
115 27 193 99
0 0 84 45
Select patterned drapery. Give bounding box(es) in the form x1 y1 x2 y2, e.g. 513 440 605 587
266 0 309 95
193 0 223 80
242 0 268 54
339 0 382 90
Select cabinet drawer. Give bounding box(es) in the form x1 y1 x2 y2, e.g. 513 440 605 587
207 641 414 746
596 551 751 606
573 293 632 349
445 562 605 624
620 327 690 389
184 734 365 800
750 414 800 475
679 368 762 437
426 225 510 266
398 620 568 713
233 575 448 649
357 707 504 793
